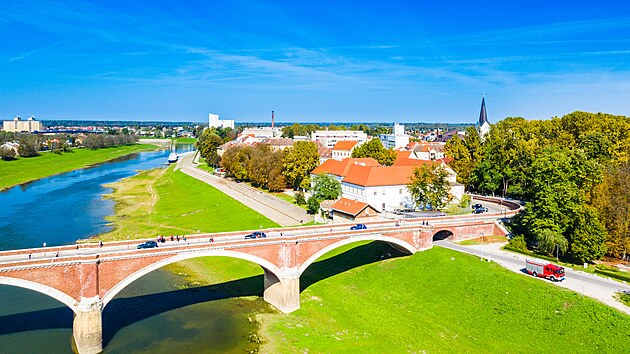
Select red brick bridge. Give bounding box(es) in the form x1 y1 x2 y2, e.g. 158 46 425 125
0 198 520 353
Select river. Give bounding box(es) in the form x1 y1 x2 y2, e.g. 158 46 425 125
0 144 265 353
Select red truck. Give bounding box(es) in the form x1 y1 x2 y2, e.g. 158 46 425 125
525 260 565 282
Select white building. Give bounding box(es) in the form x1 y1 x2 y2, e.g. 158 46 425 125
378 123 409 149
2 116 44 133
310 130 368 148
208 113 234 129
241 127 280 139
331 140 358 160
312 157 464 213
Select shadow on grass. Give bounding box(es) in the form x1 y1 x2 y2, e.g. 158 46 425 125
0 241 408 347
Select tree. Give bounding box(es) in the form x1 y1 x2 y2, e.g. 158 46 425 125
0 146 16 160
196 129 223 166
445 126 483 189
311 174 342 200
351 138 397 166
406 164 451 210
594 162 630 260
568 205 607 263
220 145 251 181
17 135 40 157
282 141 319 190
537 229 568 257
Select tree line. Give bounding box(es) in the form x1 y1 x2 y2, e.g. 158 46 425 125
197 131 320 193
0 132 139 160
445 111 630 263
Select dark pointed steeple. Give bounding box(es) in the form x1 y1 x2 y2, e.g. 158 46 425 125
478 95 488 126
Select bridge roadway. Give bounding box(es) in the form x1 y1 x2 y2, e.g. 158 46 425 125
0 210 513 265
0 198 519 354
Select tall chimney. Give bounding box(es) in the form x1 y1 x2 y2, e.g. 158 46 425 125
271 110 275 129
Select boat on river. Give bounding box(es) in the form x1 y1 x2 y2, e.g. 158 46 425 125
168 152 179 163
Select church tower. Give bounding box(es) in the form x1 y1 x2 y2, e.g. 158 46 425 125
477 95 490 138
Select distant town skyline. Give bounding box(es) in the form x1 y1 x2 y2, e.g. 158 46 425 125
2 1 630 122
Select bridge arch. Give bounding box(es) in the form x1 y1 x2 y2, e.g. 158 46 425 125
298 234 416 276
432 230 454 241
102 250 283 307
0 276 79 314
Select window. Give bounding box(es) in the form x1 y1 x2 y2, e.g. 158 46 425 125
382 189 385 195
382 203 386 210
374 190 377 196
399 188 403 194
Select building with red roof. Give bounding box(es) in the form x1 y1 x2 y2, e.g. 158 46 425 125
330 197 380 222
332 140 358 160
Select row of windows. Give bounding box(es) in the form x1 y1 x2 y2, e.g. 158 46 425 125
342 185 405 196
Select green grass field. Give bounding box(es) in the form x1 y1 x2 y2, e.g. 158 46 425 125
99 166 279 241
169 241 630 353
0 144 158 190
260 244 630 353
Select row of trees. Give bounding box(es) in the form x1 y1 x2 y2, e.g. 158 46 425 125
219 141 320 193
82 134 138 150
445 111 630 263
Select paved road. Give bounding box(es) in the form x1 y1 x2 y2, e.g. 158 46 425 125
177 154 313 226
436 240 630 315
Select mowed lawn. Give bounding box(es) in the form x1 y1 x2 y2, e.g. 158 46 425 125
256 244 630 354
99 166 278 241
0 144 157 190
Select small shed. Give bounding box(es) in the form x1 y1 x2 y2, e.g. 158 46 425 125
331 198 380 222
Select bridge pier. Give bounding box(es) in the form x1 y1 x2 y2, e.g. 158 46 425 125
73 296 103 354
263 268 300 313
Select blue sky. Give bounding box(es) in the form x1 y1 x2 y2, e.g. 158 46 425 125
2 1 630 123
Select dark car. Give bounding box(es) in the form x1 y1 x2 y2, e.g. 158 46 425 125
472 206 488 214
137 241 158 249
245 231 267 239
350 224 367 230
471 203 483 210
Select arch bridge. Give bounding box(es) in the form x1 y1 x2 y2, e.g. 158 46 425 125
0 200 519 353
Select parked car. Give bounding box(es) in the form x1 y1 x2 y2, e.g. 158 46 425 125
245 231 267 239
472 206 488 214
137 241 158 249
471 203 483 210
350 224 367 230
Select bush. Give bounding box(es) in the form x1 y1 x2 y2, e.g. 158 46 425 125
294 191 306 205
0 146 16 160
307 196 321 214
508 235 528 251
459 194 471 208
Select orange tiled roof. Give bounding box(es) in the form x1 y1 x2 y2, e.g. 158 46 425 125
332 140 358 151
342 164 417 187
311 157 380 177
331 197 375 216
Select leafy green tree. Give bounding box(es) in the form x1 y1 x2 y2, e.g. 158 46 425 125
568 205 607 263
282 141 319 190
407 164 451 210
351 138 397 166
537 229 568 257
311 174 342 200
307 196 321 214
196 129 223 166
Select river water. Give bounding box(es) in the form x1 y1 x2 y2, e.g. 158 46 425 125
0 144 264 353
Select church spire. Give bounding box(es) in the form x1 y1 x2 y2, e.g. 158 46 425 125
478 95 488 125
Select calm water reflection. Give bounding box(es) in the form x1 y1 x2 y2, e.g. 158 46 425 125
0 144 194 251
